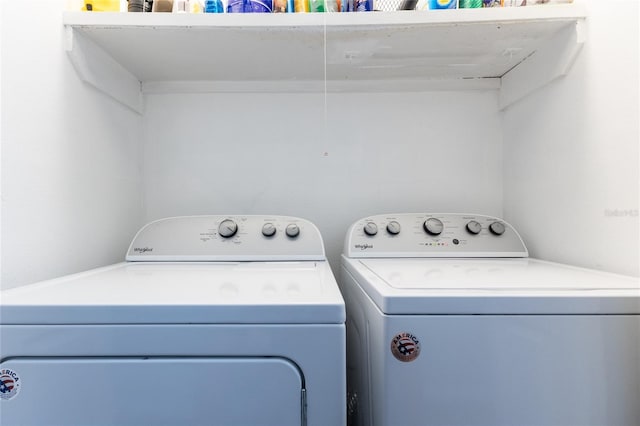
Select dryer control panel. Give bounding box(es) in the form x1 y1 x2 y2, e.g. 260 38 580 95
127 215 325 261
344 213 528 258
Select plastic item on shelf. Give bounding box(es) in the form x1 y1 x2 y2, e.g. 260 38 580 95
152 0 174 11
204 0 224 11
227 0 244 11
173 0 190 11
128 0 145 11
459 0 482 7
83 0 120 11
247 0 273 11
396 0 417 9
294 0 309 11
273 0 296 13
503 0 526 5
428 0 456 8
342 0 372 11
273 0 288 12
325 0 340 11
227 0 272 12
310 0 324 11
190 0 204 11
356 0 373 11
482 0 503 6
309 0 341 12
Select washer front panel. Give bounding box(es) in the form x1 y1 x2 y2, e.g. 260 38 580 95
376 313 640 426
345 213 527 258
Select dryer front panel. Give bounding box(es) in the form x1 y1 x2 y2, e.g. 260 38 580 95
1 357 304 426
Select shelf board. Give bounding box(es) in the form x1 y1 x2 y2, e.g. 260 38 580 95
63 5 586 112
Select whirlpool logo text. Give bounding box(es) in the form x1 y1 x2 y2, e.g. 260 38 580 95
355 244 373 250
133 247 153 253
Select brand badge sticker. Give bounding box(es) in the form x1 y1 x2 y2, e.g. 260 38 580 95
0 369 21 401
390 332 421 362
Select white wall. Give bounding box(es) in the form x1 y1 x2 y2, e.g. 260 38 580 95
143 91 503 269
3 0 636 287
503 0 639 276
0 0 4 287
0 0 144 289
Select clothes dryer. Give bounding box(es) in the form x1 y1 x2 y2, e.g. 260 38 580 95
341 213 639 426
1 215 345 426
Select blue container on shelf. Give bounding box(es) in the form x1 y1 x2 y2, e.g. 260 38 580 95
227 0 273 12
247 0 273 11
204 0 225 12
342 0 373 11
429 0 456 8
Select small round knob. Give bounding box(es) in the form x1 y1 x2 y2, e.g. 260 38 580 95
423 218 444 235
386 221 401 235
285 223 300 238
363 222 378 236
218 219 238 238
466 220 482 235
262 223 276 237
489 221 506 236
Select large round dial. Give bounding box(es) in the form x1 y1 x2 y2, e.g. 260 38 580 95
363 222 378 236
218 219 238 238
285 223 300 238
466 220 482 235
262 223 276 237
386 221 401 235
489 221 506 236
423 218 444 235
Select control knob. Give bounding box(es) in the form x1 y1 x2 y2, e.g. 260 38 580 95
386 221 401 235
218 219 238 238
363 222 378 236
423 218 444 235
262 223 276 237
489 221 506 236
286 223 300 238
466 220 482 235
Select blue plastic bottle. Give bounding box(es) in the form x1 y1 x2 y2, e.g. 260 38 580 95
204 0 225 12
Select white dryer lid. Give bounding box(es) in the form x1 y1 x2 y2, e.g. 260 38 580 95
1 261 345 325
343 257 640 314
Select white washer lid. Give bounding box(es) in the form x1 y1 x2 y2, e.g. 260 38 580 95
342 257 640 314
1 261 345 324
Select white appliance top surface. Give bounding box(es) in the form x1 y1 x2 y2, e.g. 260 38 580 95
343 257 640 314
360 258 639 291
1 261 345 325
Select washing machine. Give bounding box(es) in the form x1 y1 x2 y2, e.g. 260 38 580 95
0 215 345 426
340 213 640 426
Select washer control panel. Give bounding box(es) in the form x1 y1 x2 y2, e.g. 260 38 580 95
127 215 325 261
345 213 528 258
